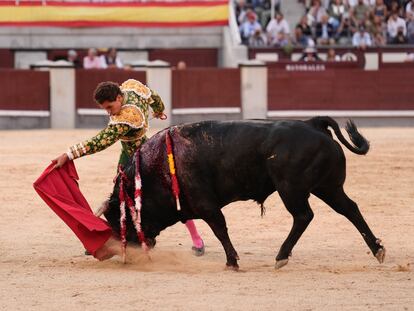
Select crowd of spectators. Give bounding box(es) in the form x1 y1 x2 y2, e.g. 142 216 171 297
55 50 191 69
236 0 414 48
64 47 124 69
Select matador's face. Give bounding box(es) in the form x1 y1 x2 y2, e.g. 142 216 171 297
101 94 123 116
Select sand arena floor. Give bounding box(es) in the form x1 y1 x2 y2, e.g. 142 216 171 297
0 126 413 310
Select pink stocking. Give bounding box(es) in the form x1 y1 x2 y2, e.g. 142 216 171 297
185 220 203 248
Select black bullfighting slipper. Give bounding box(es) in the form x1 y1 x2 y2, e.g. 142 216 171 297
191 240 205 257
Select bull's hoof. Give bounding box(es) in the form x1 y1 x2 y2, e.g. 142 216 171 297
375 247 386 264
275 259 289 270
191 245 205 257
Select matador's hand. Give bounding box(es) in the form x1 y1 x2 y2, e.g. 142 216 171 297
52 153 69 169
152 112 167 120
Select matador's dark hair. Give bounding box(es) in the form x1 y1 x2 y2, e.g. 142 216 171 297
93 81 122 104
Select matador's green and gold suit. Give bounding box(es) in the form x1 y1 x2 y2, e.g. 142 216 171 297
66 79 165 166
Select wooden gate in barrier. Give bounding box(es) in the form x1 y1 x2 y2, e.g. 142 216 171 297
172 68 241 109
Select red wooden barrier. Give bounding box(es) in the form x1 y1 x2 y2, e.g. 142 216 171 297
75 69 146 108
0 69 49 110
172 68 241 108
377 69 414 109
268 68 414 110
378 62 414 69
0 50 14 68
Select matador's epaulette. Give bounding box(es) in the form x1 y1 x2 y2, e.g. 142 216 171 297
120 79 152 99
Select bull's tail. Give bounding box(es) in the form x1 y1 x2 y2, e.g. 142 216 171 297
309 116 370 155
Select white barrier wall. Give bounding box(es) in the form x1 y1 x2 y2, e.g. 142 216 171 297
240 60 267 120
50 68 76 129
144 61 172 128
32 62 76 129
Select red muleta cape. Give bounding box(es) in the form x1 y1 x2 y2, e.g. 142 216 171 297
33 161 112 255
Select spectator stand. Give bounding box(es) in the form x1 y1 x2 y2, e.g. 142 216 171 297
235 0 414 59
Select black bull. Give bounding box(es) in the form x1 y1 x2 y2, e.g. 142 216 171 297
104 117 385 269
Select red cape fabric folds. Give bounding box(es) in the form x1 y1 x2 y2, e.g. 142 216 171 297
33 161 112 255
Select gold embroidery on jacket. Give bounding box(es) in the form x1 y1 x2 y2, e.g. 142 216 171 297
120 79 151 99
109 105 146 129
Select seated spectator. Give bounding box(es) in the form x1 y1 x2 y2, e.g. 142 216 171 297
292 26 310 46
177 60 187 70
239 10 262 44
368 15 387 45
326 48 341 61
388 0 403 18
387 11 407 42
102 48 123 69
371 0 388 22
236 0 251 24
83 48 105 69
252 0 272 29
299 46 322 62
391 26 408 43
352 25 373 49
272 31 290 47
407 16 414 44
266 12 290 45
296 15 313 37
328 0 348 30
315 14 336 45
406 0 414 20
336 12 358 44
372 32 386 45
350 0 370 27
307 0 327 26
249 28 268 46
66 49 81 68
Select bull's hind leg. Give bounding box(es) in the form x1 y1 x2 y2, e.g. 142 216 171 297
313 187 385 263
275 191 314 269
202 209 239 270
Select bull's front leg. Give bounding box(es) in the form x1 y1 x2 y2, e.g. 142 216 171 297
204 210 240 270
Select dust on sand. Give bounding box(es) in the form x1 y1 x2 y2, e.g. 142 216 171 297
0 127 413 311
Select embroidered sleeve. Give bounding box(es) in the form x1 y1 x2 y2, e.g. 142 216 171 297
66 124 130 160
148 89 165 114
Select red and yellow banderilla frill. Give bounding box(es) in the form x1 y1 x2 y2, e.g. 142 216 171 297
117 129 182 263
117 151 149 263
166 130 182 211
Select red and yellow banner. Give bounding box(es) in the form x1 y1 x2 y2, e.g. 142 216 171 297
0 1 228 27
